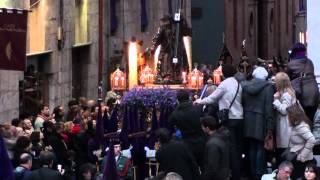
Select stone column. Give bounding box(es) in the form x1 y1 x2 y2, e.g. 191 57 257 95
307 0 320 82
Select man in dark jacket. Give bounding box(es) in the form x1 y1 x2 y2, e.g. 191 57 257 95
242 66 274 179
200 116 230 180
169 89 206 169
287 42 319 122
155 128 200 180
14 153 32 180
26 151 64 180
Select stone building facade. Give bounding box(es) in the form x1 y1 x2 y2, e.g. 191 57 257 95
0 0 102 122
0 0 308 122
225 0 304 62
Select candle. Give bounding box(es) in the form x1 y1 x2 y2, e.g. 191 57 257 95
115 77 119 87
199 76 204 87
191 76 196 87
182 72 187 83
121 77 125 86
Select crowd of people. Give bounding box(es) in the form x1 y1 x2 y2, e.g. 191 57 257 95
1 42 320 180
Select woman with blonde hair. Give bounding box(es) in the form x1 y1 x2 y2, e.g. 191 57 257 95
273 72 296 163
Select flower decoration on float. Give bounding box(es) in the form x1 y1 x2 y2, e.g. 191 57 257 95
111 64 126 90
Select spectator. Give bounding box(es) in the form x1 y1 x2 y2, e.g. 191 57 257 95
155 128 200 180
78 163 96 180
298 163 320 180
169 89 206 169
26 151 64 180
34 104 52 131
287 99 316 179
195 64 243 180
13 136 32 167
164 172 183 180
14 153 32 180
53 105 65 123
242 66 275 179
273 72 296 164
261 161 294 180
22 118 34 137
287 42 319 123
200 116 230 180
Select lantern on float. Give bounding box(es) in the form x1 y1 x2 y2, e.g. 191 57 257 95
187 65 204 89
111 65 126 90
139 65 154 84
212 65 223 85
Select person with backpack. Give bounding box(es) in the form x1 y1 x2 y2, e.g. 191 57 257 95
287 43 319 124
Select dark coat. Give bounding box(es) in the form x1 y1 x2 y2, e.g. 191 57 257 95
169 102 206 167
242 79 275 141
25 167 63 180
47 133 69 166
156 140 200 180
202 127 230 180
287 58 319 107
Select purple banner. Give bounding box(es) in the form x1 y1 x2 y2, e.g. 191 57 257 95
0 8 28 71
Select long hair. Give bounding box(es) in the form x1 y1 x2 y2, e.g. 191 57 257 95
274 72 295 97
287 101 311 127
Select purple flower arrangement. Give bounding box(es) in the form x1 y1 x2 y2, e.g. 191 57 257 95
121 87 177 108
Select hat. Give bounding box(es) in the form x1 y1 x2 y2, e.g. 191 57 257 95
292 42 306 53
290 43 306 59
252 67 268 80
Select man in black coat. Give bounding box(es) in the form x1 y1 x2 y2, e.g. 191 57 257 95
242 66 275 179
26 151 64 180
155 128 200 180
169 89 206 169
200 116 230 180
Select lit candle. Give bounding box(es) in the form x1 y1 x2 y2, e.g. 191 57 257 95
121 77 125 86
199 76 204 87
182 72 187 83
115 77 119 87
191 76 196 87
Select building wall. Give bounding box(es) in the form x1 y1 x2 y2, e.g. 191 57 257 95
0 0 101 123
0 0 28 123
225 0 296 62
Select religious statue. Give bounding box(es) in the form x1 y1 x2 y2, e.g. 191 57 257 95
151 14 192 84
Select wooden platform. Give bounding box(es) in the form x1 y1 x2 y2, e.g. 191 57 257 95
143 83 187 89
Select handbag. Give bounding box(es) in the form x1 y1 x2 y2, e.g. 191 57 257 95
217 81 240 124
264 133 274 151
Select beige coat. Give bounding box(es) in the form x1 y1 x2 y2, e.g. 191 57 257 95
289 121 316 162
273 92 295 148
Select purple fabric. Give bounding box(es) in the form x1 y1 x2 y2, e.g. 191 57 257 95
0 135 15 180
292 42 306 52
140 0 148 32
87 138 99 163
120 106 129 149
96 107 104 144
108 105 119 132
103 143 119 180
148 107 159 148
291 51 306 60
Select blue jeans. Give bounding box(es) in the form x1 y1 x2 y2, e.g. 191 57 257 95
248 139 266 177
